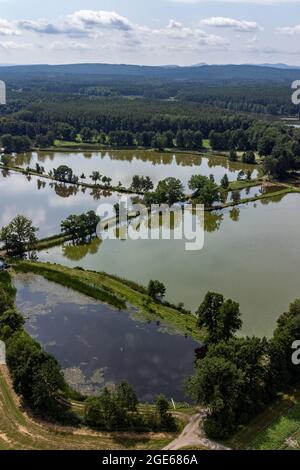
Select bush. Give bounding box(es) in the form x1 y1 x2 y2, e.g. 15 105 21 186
84 388 127 430
203 414 232 439
0 309 24 331
0 287 13 315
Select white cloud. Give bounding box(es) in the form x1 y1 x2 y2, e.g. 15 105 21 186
153 20 229 47
14 11 228 51
277 25 300 34
17 19 62 35
17 10 133 38
68 10 132 31
2 10 285 63
0 18 18 36
202 17 262 32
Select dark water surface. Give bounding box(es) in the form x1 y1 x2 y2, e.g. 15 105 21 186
14 273 199 402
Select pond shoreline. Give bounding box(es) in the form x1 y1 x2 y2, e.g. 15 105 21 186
13 261 204 342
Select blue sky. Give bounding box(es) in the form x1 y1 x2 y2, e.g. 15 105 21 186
0 0 300 65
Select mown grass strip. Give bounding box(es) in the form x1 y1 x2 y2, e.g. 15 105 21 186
35 233 75 251
228 179 261 191
14 262 126 310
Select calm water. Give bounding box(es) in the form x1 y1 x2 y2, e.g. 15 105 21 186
225 184 283 203
0 170 122 237
2 151 299 338
14 150 258 189
14 273 199 402
39 193 300 338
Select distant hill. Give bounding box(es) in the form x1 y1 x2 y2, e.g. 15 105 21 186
251 63 300 70
0 63 300 83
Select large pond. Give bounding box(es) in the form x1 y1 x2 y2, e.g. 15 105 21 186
38 193 300 338
14 273 199 402
14 150 258 189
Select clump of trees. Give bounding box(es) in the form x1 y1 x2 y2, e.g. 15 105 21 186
197 292 242 343
52 165 78 184
0 154 12 166
188 292 300 439
220 174 229 189
242 151 256 164
61 211 100 243
89 172 112 188
130 175 154 192
188 175 220 207
90 171 102 184
35 163 45 174
148 280 166 301
144 177 185 206
138 174 223 209
0 215 38 258
84 383 177 432
7 332 72 420
229 149 237 162
1 134 31 154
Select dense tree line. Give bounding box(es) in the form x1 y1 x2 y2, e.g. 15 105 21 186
140 175 221 208
1 69 299 116
1 77 300 180
0 271 76 422
188 292 300 439
84 385 176 432
0 90 258 151
61 211 100 243
177 83 300 117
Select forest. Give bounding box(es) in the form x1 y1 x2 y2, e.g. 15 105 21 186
0 64 300 179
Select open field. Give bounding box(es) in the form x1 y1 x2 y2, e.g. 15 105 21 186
0 365 174 450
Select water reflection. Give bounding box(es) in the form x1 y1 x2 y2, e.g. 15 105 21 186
13 150 259 189
62 238 102 261
0 170 123 237
229 207 240 222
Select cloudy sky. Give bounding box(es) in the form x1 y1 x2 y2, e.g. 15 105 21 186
0 0 300 65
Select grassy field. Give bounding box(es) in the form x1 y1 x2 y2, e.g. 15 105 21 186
225 387 300 450
35 233 75 251
0 365 175 450
228 179 262 191
14 261 204 341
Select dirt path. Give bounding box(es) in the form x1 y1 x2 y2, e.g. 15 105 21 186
164 411 230 451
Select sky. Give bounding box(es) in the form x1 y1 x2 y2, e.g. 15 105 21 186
1 0 300 65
